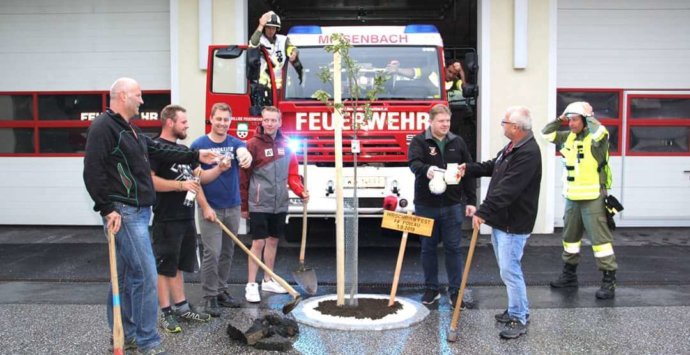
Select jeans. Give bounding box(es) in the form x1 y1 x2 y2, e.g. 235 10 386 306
197 206 239 298
103 203 160 350
491 228 530 325
416 203 465 294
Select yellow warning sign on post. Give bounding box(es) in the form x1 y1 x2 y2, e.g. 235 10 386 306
381 210 434 237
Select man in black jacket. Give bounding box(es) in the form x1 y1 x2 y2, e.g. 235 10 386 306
83 78 218 354
408 104 476 308
460 106 542 340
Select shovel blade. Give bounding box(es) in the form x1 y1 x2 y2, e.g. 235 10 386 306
292 266 318 295
282 294 302 314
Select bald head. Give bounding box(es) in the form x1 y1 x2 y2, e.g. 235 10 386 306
109 77 143 121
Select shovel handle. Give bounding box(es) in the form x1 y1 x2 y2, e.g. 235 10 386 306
215 219 300 298
107 230 124 355
299 141 308 262
449 226 479 332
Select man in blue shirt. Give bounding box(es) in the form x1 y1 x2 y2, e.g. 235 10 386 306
190 102 252 316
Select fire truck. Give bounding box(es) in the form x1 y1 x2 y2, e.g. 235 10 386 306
205 25 463 239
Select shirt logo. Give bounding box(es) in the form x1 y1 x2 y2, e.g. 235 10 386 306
265 148 274 157
277 148 285 156
429 147 438 156
236 122 249 139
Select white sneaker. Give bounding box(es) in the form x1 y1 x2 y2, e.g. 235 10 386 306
261 279 288 294
245 282 261 303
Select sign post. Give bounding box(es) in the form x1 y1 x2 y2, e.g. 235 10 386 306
381 210 434 307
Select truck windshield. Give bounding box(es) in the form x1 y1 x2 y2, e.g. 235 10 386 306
285 46 442 101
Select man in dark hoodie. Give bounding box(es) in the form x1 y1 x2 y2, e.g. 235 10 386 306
240 106 308 303
83 77 218 354
460 106 542 340
408 104 477 308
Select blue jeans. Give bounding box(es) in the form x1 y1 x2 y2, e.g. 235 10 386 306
416 203 465 294
491 228 530 324
103 203 160 350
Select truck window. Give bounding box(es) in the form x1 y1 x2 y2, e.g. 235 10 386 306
285 46 442 101
211 48 247 94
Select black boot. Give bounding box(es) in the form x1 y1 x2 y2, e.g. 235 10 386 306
550 263 578 288
595 270 616 299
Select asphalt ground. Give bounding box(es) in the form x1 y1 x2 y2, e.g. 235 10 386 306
0 226 689 354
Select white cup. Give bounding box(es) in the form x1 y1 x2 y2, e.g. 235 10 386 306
444 163 461 185
429 168 447 195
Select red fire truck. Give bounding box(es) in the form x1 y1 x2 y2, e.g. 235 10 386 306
205 25 454 236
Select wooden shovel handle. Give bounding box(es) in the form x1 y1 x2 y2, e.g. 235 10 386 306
299 141 308 263
449 226 479 331
215 219 299 298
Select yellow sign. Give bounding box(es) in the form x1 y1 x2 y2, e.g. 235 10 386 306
381 210 434 237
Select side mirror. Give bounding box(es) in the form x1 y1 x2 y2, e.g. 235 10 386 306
215 45 244 59
246 47 261 82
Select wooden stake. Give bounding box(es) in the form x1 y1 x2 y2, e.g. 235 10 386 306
388 211 413 306
333 49 345 306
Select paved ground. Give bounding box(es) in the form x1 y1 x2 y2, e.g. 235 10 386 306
0 226 689 354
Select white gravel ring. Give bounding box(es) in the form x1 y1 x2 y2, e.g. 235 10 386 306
292 293 430 331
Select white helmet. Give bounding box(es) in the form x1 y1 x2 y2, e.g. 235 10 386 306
562 101 592 118
265 12 281 29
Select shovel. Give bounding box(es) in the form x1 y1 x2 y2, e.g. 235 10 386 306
292 141 318 295
447 226 479 342
107 229 124 355
215 219 301 314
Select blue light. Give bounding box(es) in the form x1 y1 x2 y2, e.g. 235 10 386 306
404 24 439 33
287 138 302 153
288 26 322 35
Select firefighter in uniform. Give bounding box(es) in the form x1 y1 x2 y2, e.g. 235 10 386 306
542 101 617 299
249 11 301 91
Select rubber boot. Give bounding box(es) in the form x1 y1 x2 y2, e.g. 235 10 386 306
595 270 616 299
550 263 578 288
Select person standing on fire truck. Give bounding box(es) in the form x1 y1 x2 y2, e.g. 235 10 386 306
408 104 477 308
542 101 618 300
240 106 308 303
249 11 302 91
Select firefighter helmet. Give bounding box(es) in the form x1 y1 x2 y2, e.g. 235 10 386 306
265 12 281 29
562 101 592 118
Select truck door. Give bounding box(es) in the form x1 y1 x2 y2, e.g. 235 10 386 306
206 45 276 137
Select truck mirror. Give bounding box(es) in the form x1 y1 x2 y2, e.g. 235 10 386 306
215 45 243 59
464 52 478 76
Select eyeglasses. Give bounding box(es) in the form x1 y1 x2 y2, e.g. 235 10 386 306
500 121 516 126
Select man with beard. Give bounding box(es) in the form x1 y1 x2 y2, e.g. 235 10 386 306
150 105 232 333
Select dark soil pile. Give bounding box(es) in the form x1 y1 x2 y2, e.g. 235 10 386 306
315 298 402 320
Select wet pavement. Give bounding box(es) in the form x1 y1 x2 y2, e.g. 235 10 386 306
0 226 689 354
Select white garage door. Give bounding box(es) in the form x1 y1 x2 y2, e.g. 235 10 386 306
0 0 170 225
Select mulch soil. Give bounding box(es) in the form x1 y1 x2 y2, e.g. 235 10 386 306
315 298 403 320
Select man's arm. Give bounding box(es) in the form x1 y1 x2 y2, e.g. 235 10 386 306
541 117 570 146
83 120 116 217
586 116 611 189
408 136 433 178
249 12 270 48
474 151 540 221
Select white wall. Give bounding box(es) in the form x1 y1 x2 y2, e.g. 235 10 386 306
0 0 170 91
557 0 690 89
0 0 170 225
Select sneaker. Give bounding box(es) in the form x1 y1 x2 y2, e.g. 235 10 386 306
463 288 476 309
495 310 530 324
110 337 137 351
217 290 242 308
421 289 440 305
175 303 211 322
139 345 167 355
261 279 288 294
448 292 466 310
499 318 528 339
246 282 261 303
202 297 222 318
159 312 181 333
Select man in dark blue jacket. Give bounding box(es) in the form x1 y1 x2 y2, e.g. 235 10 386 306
408 104 476 308
461 106 542 340
83 78 217 354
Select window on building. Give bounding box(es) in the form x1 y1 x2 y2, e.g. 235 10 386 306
0 91 170 156
556 90 622 155
627 95 690 155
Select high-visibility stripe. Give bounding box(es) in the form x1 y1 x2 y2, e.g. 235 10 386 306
542 131 557 142
592 243 614 258
563 241 581 254
590 125 607 142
